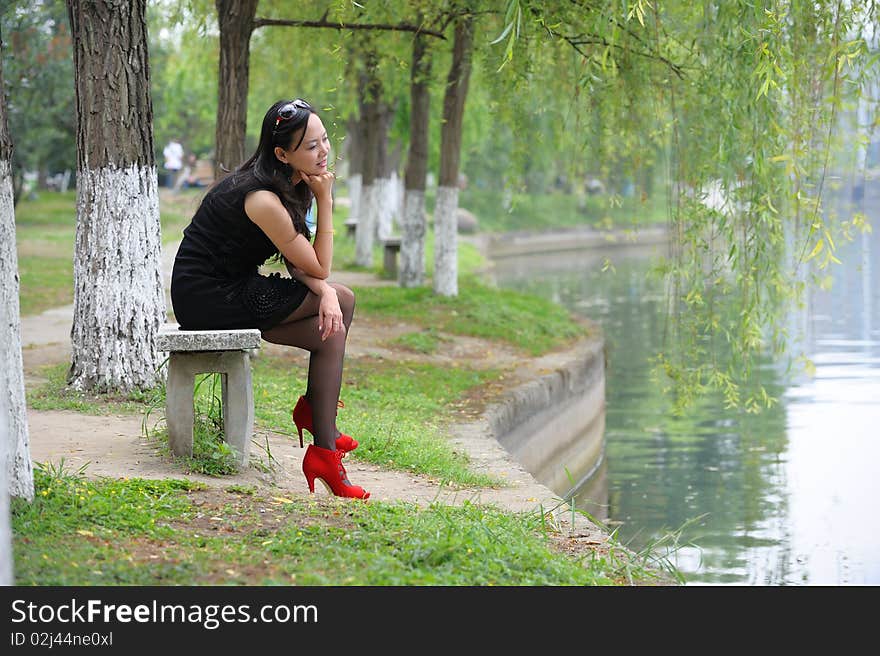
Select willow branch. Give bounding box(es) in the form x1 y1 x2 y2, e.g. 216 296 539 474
525 1 688 78
253 17 446 40
559 33 687 78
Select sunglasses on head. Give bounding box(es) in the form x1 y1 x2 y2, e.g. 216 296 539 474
273 99 310 133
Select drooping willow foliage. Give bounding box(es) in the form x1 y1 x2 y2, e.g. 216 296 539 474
494 0 879 412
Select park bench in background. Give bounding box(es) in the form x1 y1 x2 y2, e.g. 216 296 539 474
342 218 402 278
382 236 402 278
157 323 261 468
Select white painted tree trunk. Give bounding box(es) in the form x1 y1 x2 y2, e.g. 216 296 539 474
347 172 362 223
433 185 459 296
375 176 394 241
393 173 404 230
377 171 403 240
0 160 33 501
355 181 377 267
0 389 12 585
68 165 166 392
400 189 426 287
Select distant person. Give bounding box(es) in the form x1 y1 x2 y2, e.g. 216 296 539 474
162 138 184 188
181 153 206 189
170 98 369 499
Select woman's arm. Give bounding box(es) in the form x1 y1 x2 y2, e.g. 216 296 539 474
284 259 332 296
244 172 335 279
285 259 343 341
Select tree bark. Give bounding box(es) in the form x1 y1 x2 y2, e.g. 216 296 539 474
434 15 474 297
215 0 258 177
66 0 165 393
355 49 382 267
0 397 12 584
374 102 397 242
0 46 33 503
344 115 364 225
401 30 431 287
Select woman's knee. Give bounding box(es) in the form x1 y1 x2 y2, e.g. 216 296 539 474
332 284 355 319
323 323 348 352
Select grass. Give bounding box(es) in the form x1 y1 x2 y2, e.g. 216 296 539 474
454 186 669 234
11 462 662 585
356 276 588 356
251 354 503 487
26 360 161 415
389 328 445 354
14 191 77 315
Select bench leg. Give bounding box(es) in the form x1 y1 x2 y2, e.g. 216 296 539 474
384 247 399 277
219 351 253 468
164 351 254 467
165 354 195 459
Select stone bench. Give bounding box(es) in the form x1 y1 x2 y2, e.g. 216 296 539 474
157 323 262 468
344 217 358 238
383 236 402 277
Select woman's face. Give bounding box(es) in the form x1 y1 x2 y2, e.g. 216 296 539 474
276 113 331 177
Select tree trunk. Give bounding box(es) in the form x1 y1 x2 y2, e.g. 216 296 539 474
215 0 257 177
401 30 431 287
0 49 33 503
0 399 12 584
434 15 474 297
374 102 396 242
66 0 166 393
355 51 382 267
344 115 364 225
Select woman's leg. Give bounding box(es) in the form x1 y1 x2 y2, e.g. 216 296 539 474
261 284 355 450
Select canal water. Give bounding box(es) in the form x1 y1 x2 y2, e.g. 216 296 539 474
489 187 880 585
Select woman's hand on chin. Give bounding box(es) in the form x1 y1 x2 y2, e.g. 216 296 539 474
300 170 335 200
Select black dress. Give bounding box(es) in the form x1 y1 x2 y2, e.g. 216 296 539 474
170 171 309 331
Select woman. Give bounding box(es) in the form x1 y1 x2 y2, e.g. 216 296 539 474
170 98 368 499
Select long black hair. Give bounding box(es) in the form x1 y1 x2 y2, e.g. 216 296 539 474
234 98 317 240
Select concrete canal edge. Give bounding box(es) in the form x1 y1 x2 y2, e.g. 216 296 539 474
441 326 611 549
489 331 606 497
485 225 668 258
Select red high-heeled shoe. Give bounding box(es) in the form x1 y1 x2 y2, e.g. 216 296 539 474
291 395 359 452
302 445 370 499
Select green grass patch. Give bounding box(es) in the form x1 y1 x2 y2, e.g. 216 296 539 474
13 191 79 227
26 362 160 415
389 328 444 354
354 277 587 356
455 187 668 234
251 353 502 488
17 255 74 316
12 466 654 585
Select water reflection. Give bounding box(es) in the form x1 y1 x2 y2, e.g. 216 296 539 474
490 192 880 585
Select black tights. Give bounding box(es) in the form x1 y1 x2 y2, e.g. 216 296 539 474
261 283 355 450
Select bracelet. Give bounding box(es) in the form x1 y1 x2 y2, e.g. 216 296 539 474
316 230 335 235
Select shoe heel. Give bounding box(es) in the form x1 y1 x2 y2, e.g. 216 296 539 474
301 444 369 500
